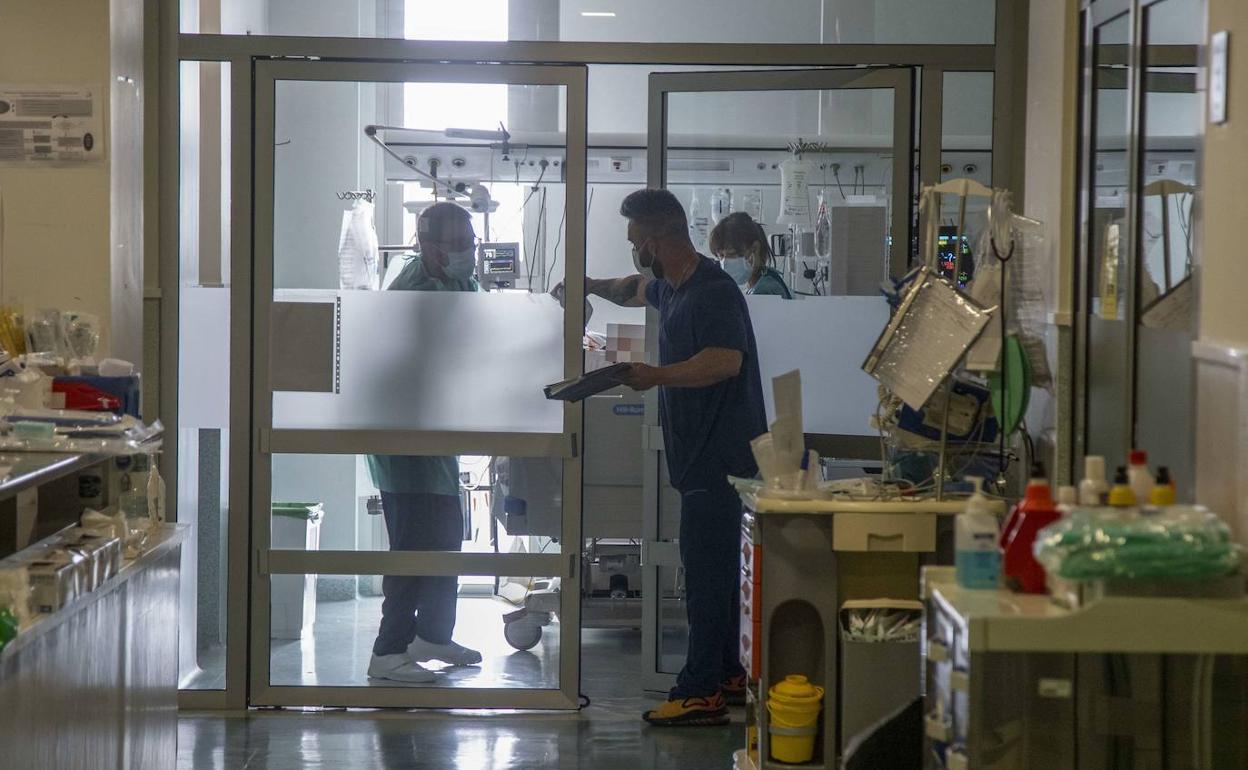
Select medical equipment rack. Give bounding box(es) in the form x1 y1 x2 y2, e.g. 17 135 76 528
739 492 995 769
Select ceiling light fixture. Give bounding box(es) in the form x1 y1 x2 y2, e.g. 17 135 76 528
580 11 617 17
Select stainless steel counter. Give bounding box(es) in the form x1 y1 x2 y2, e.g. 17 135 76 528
0 452 101 500
0 524 185 769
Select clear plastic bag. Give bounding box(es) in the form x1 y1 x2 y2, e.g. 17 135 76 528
61 311 101 360
1033 506 1242 581
338 199 380 290
25 309 68 362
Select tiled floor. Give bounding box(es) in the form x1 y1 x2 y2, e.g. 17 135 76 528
178 608 739 769
265 595 563 689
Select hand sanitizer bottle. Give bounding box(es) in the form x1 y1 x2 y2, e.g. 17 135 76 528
956 477 1001 590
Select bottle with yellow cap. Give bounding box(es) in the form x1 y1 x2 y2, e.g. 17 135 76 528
1149 467 1177 507
1108 466 1137 507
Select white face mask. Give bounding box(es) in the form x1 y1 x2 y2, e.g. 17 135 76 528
445 246 477 281
631 240 657 280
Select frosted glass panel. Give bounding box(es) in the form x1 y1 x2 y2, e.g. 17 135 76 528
197 0 994 43
272 290 565 432
746 295 889 436
667 88 893 148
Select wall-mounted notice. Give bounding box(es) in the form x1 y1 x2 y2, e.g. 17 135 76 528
0 85 104 164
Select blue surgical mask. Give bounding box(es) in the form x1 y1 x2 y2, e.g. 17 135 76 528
445 247 477 281
721 256 751 286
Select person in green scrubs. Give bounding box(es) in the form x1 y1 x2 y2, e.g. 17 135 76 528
366 202 484 684
708 212 794 299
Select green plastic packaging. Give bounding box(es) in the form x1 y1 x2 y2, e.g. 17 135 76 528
1034 506 1241 581
272 502 324 522
0 607 18 653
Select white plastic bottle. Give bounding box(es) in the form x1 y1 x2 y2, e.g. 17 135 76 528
956 477 1001 590
1056 485 1078 516
1128 449 1154 504
1078 455 1109 506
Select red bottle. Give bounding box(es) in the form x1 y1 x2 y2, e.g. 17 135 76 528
1000 464 1062 594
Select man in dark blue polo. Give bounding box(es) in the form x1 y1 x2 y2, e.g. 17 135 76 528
586 188 767 726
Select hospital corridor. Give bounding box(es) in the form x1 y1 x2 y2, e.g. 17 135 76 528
3 0 1248 768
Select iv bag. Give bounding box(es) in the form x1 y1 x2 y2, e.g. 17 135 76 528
338 199 380 290
777 159 813 227
688 189 710 252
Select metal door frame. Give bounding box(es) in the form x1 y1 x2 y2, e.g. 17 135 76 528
638 66 916 692
248 59 587 710
159 1 1029 712
1072 0 1203 481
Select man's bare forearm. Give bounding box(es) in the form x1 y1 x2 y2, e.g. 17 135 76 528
652 348 743 389
587 275 648 307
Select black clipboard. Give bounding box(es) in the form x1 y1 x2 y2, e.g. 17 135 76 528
543 362 632 402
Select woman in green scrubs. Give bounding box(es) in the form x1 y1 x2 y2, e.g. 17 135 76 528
708 212 793 299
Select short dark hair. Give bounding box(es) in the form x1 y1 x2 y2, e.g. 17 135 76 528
417 201 473 244
620 188 689 239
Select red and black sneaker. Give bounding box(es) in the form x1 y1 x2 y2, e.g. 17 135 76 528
721 673 748 707
642 691 730 726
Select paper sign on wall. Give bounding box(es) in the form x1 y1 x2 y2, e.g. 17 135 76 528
0 85 104 164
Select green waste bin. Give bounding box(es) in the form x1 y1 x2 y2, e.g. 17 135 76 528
271 502 324 639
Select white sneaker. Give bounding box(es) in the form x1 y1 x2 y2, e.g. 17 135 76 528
367 653 437 683
407 637 483 667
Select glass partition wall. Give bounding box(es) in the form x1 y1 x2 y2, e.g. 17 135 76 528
641 67 913 691
248 61 586 709
163 0 1024 709
1075 0 1202 499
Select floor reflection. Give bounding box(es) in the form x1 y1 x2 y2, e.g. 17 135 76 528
269 596 560 689
179 629 744 770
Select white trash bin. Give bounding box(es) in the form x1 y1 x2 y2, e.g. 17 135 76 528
270 502 324 639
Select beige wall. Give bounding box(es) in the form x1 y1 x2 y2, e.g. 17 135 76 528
1199 3 1248 346
0 0 114 353
1022 0 1080 482
1196 1 1248 540
1024 0 1079 322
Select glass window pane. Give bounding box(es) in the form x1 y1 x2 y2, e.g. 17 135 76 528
937 72 994 283
663 84 898 436
269 77 568 433
1135 0 1200 499
268 574 561 688
177 61 232 692
269 453 564 555
1084 12 1132 473
193 0 994 43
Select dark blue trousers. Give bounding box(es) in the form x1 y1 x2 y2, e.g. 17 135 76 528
372 492 463 656
671 479 747 699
